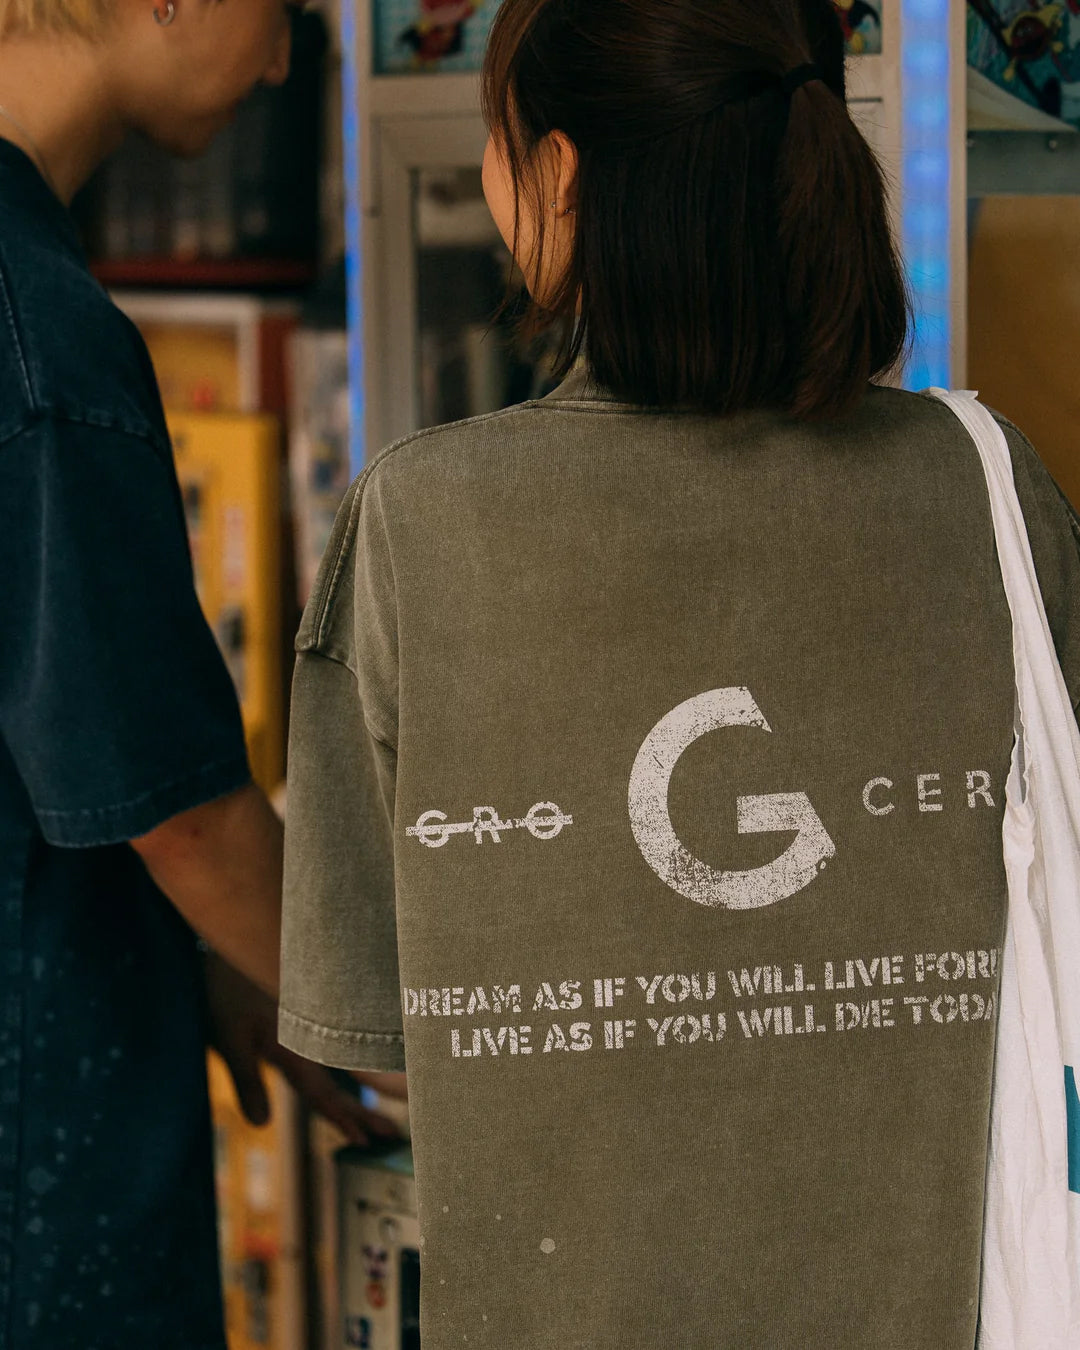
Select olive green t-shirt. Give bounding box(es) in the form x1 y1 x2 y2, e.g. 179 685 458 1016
280 372 1080 1350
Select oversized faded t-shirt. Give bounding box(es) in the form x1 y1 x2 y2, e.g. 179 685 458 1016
280 371 1080 1350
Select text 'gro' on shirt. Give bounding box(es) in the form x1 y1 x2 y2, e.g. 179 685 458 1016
279 368 1080 1350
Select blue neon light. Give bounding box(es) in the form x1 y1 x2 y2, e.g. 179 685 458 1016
901 0 953 390
342 0 367 474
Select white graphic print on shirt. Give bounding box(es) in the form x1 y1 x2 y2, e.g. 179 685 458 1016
628 687 835 910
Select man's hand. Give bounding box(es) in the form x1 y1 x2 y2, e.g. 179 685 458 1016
353 1070 409 1100
202 951 402 1147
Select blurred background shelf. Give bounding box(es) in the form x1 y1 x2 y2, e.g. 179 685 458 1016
968 128 1080 195
93 259 319 291
968 65 1077 132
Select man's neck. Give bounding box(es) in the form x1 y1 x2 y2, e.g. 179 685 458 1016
0 37 124 204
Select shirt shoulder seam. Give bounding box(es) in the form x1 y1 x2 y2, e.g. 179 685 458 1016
0 406 171 461
366 398 669 464
983 407 1080 534
0 244 37 410
292 648 397 751
986 408 1035 452
300 400 644 647
303 472 367 650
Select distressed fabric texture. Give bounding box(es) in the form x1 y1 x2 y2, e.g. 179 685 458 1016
281 368 1080 1350
0 140 249 1349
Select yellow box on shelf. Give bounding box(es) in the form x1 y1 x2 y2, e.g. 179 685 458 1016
168 411 284 793
208 1051 305 1350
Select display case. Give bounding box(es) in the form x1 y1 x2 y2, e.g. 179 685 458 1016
337 1148 420 1350
210 1055 306 1350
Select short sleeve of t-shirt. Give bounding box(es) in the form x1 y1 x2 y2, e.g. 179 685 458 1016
279 469 405 1072
0 414 251 846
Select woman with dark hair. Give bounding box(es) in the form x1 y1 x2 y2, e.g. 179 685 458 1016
280 1 1080 1345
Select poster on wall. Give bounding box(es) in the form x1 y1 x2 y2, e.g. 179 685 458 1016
374 0 499 73
967 0 1080 126
835 1 883 55
373 0 883 76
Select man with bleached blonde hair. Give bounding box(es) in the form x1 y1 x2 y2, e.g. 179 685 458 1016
0 0 402 1344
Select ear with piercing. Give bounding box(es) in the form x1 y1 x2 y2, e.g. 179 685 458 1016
153 0 175 24
550 200 576 217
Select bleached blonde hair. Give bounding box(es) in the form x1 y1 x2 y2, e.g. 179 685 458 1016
1 0 112 38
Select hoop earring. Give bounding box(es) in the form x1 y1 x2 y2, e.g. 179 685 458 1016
153 1 175 25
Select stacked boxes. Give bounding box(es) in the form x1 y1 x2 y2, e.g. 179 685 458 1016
169 410 284 794
208 1054 305 1350
338 1148 420 1350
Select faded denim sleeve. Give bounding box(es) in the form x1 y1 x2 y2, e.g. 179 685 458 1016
0 415 250 847
279 470 404 1071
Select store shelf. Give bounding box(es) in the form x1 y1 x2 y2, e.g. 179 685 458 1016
968 130 1080 197
846 54 889 103
968 66 1075 134
369 71 480 116
91 258 317 290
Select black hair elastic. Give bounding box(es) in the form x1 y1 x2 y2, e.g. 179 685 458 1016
671 61 826 133
780 63 824 97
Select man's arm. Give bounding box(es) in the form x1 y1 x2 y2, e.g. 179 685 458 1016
134 787 409 1125
131 783 283 998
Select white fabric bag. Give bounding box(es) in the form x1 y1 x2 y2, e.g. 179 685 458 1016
929 389 1080 1348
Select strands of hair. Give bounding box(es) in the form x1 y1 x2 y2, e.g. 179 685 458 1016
0 0 109 40
481 0 910 420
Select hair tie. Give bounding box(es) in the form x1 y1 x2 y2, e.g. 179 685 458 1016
658 61 827 136
780 63 824 97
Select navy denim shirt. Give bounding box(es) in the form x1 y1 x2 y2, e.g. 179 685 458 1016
0 140 250 1348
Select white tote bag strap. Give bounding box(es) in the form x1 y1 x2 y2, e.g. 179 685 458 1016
929 388 1080 1348
927 387 1080 1047
925 389 1060 734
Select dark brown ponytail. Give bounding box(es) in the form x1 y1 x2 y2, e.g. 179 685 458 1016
482 0 910 420
778 76 907 418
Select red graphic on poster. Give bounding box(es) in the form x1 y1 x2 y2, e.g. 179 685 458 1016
399 0 477 66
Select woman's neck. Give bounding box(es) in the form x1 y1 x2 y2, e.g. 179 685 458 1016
0 36 125 204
